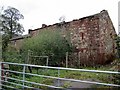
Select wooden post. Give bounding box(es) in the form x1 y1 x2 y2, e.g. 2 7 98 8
66 52 68 68
27 50 31 64
27 50 32 73
78 52 80 68
46 56 49 66
0 62 2 89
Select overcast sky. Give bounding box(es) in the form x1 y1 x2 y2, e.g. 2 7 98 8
0 0 119 34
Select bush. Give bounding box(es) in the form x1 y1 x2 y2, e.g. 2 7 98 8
2 45 25 72
22 30 73 66
3 45 24 62
112 63 120 85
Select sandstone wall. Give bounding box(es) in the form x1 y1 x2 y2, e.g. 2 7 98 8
27 10 117 66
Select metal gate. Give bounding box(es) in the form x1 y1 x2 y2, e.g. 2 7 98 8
0 62 120 89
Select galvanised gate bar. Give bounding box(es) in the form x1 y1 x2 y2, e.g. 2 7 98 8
0 62 120 89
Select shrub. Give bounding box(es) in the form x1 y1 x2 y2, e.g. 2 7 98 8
3 45 25 72
22 30 73 66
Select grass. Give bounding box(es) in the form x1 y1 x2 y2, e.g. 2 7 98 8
3 59 120 89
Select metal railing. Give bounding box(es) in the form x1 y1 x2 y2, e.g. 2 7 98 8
0 62 120 89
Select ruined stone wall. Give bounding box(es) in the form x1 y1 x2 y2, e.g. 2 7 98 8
28 10 116 66
10 39 23 51
29 29 40 37
99 10 117 64
65 15 100 66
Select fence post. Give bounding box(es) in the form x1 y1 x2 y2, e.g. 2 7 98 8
22 65 26 90
0 62 2 89
78 52 80 68
27 50 30 64
66 52 68 68
46 56 49 66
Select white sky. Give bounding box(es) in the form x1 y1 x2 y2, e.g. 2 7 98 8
0 0 119 34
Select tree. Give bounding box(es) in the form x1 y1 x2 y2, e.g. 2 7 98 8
113 35 120 85
1 6 24 52
22 30 73 66
115 35 120 58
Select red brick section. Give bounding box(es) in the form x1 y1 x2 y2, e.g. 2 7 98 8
15 10 117 66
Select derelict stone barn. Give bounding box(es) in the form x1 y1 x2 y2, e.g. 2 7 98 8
11 10 117 66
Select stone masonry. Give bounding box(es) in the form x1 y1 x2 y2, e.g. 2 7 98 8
11 10 117 66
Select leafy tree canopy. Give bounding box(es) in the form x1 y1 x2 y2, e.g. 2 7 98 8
1 6 24 37
0 6 24 52
115 35 120 58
